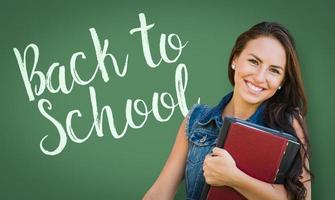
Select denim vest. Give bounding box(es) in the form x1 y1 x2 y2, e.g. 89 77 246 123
184 92 267 200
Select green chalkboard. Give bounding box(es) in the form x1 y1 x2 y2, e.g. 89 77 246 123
1 0 334 199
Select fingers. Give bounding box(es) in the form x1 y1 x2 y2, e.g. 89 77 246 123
203 154 210 168
202 160 211 184
203 149 220 171
203 153 213 171
212 147 227 156
203 148 228 171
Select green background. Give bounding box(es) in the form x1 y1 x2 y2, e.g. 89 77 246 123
1 0 334 199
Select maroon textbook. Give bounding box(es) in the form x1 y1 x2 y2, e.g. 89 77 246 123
200 117 300 200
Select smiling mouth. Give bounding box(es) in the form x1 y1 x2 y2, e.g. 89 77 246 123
245 80 264 94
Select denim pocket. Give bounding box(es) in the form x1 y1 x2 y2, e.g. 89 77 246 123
187 129 217 165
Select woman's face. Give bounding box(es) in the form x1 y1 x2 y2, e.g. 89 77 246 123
232 36 286 106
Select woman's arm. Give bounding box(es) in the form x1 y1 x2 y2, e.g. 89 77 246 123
203 118 311 200
142 118 188 200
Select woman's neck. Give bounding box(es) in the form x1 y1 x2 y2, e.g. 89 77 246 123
222 92 261 120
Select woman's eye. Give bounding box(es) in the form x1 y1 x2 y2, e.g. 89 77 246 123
248 59 258 65
270 68 280 74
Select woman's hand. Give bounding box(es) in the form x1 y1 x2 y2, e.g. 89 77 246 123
202 147 240 187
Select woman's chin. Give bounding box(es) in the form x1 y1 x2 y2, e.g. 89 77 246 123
240 93 264 105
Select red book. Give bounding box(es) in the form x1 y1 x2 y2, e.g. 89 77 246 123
200 117 300 200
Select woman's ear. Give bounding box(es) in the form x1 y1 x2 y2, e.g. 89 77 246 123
232 55 239 66
231 56 239 70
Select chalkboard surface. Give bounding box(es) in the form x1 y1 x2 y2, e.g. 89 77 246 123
1 0 334 199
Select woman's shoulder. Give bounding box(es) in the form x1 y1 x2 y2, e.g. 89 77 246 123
187 103 212 117
290 110 307 146
185 103 213 136
286 107 304 126
186 103 212 124
281 107 308 146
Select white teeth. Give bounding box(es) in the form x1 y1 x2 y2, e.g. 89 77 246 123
246 81 263 92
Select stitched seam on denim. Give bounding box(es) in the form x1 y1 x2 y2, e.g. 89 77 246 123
185 104 200 139
185 163 189 195
191 162 203 198
186 104 213 139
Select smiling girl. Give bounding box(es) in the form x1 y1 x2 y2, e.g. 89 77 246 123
143 22 312 200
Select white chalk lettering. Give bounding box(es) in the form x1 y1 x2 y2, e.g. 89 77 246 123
14 12 200 156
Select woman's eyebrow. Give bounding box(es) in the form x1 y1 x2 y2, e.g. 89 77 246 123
249 53 284 70
249 53 263 64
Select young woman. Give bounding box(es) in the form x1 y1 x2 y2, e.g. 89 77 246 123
143 22 312 200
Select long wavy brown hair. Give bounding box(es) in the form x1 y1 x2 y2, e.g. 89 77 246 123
227 22 312 200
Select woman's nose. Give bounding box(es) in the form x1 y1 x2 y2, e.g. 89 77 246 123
254 67 267 83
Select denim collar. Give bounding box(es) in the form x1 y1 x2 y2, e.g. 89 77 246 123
198 91 267 127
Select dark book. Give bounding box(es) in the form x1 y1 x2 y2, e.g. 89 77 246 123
200 117 300 200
